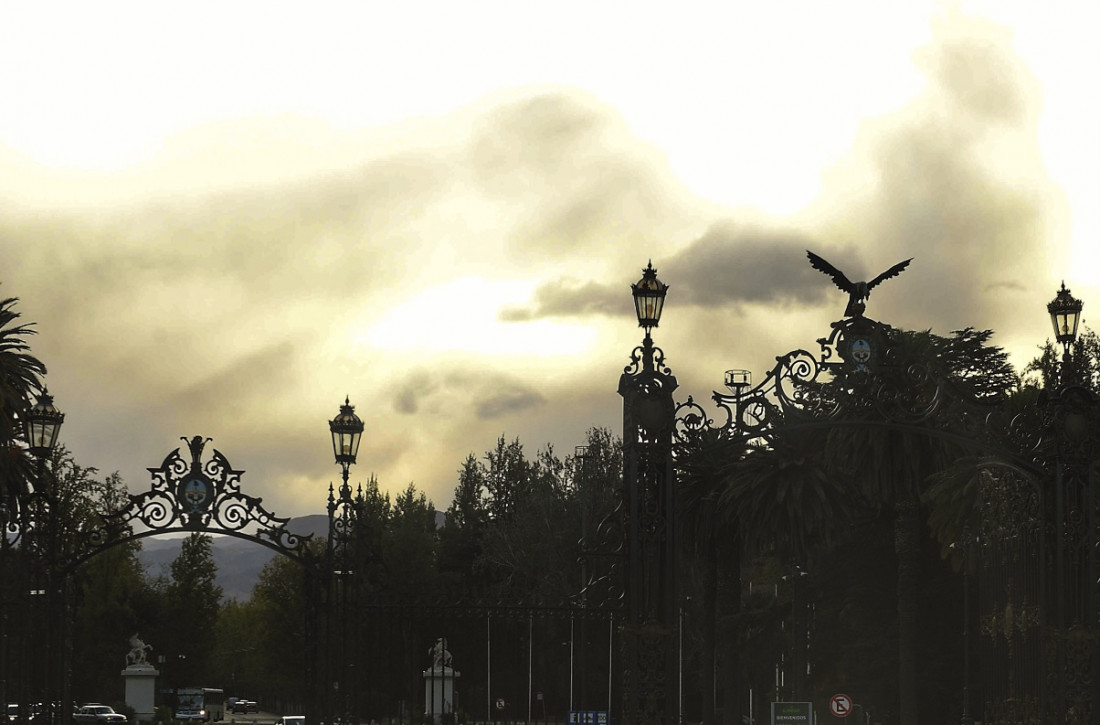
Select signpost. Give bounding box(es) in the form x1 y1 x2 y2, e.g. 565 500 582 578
829 694 853 719
770 702 812 725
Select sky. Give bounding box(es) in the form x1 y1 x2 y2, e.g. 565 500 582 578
2 1 1098 518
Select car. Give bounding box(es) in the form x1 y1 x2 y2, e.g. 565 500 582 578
280 717 304 725
230 701 256 715
73 705 127 725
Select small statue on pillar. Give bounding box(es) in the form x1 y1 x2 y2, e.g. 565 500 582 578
424 637 459 724
126 634 153 667
429 637 452 669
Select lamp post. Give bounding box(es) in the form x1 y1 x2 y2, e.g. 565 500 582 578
1039 283 1097 721
327 397 363 725
22 391 64 725
329 396 364 495
619 261 678 725
1047 282 1083 387
24 391 65 461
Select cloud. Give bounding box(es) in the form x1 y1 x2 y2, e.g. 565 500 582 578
501 224 835 323
660 224 834 309
0 11 1075 517
475 387 545 420
463 89 709 263
498 279 624 322
804 12 1059 337
388 367 545 421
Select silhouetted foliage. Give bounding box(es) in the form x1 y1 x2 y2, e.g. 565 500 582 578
160 533 223 686
0 293 48 511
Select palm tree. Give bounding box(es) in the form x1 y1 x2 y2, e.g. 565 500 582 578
722 427 851 706
678 422 850 723
0 293 48 517
677 428 745 725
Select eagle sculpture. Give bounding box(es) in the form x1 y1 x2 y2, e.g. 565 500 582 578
807 250 912 317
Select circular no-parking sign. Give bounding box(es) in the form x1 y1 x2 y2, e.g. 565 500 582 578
829 693 853 718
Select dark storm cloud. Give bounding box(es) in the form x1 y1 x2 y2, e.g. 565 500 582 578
498 279 625 321
475 388 546 420
389 368 545 420
499 222 838 322
659 223 835 308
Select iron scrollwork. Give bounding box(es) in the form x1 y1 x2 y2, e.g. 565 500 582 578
76 435 313 568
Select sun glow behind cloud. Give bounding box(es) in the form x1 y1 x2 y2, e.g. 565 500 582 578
357 278 598 357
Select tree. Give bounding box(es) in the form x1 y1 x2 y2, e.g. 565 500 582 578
384 483 438 597
249 550 316 712
161 533 223 685
438 454 489 590
212 599 264 702
57 456 147 703
0 293 48 512
482 436 535 522
677 428 743 725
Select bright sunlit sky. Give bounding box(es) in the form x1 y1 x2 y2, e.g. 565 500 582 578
2 1 1098 516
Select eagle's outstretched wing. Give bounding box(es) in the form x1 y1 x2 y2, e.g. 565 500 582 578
866 258 913 291
806 250 853 292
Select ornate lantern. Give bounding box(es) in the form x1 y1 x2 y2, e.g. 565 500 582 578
1047 281 1083 349
24 390 64 459
329 396 363 469
631 261 668 333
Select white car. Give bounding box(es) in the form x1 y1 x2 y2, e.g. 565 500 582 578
74 705 128 725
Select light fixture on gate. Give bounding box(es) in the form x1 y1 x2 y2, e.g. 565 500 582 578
329 396 363 486
1047 281 1083 351
631 261 669 335
24 390 64 460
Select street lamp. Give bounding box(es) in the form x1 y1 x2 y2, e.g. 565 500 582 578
1047 281 1083 350
1047 282 1083 387
619 262 679 725
326 397 364 725
19 391 64 725
23 390 64 462
631 261 668 336
328 396 363 490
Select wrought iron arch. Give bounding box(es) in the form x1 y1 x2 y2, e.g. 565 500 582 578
65 435 321 575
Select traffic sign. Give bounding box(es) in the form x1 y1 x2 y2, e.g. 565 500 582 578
829 694 853 718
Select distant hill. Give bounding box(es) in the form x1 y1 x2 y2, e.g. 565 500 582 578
136 511 447 601
136 514 329 602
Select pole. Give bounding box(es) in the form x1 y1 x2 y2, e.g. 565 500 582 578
569 616 574 713
607 614 613 722
527 615 533 725
960 531 973 725
678 607 683 725
486 615 491 723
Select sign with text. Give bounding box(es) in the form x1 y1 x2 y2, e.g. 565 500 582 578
771 702 813 725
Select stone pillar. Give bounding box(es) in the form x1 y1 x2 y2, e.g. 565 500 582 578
122 664 159 724
422 666 460 725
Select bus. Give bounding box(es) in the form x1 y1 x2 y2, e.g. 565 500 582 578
174 687 225 722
